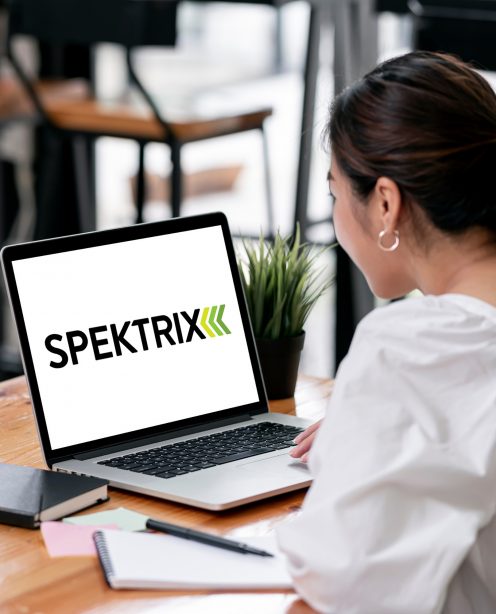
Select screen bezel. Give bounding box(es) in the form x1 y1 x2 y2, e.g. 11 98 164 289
1 213 268 465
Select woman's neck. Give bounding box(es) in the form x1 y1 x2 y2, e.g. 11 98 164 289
414 231 496 307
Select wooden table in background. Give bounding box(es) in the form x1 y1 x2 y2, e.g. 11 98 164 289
0 375 332 614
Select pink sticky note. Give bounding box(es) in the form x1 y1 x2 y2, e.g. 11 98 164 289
41 521 118 557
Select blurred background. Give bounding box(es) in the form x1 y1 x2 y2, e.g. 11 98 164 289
1 0 495 382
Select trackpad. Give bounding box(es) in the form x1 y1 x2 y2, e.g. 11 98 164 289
237 452 311 478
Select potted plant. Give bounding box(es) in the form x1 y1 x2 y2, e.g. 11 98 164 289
238 226 332 400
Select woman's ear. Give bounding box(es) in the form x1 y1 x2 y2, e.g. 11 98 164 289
372 177 403 231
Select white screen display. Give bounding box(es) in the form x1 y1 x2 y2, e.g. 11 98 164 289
13 225 260 449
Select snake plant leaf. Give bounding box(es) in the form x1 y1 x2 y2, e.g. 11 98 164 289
236 224 333 339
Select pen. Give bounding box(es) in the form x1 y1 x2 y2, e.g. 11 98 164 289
146 518 274 557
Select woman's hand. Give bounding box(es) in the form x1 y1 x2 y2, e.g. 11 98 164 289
290 420 322 463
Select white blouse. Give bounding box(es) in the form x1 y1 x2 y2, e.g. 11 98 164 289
276 294 496 614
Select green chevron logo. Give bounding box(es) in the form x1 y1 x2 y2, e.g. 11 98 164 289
200 304 231 337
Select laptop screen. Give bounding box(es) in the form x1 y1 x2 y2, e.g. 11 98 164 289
11 223 260 451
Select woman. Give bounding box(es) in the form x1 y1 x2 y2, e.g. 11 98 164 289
276 51 496 613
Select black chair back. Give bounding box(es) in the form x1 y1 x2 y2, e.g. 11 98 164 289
414 1 496 13
375 1 409 13
8 0 177 48
376 1 496 16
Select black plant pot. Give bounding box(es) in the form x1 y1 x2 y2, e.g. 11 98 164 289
256 332 305 400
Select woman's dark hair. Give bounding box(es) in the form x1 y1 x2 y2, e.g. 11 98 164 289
328 51 496 236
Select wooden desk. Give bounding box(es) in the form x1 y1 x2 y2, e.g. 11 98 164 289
0 375 331 614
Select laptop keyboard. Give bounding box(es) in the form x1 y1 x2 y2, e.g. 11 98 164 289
97 422 304 479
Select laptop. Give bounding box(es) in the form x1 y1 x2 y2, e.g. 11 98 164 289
1 212 312 510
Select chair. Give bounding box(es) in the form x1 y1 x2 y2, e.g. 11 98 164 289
6 0 275 233
0 76 36 379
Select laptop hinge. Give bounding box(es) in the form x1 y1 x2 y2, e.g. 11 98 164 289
73 413 253 461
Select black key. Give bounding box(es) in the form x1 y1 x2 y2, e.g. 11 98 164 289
212 448 275 464
179 463 200 470
155 472 176 479
128 464 159 473
182 465 201 472
122 462 150 470
142 468 168 475
196 462 216 468
155 465 177 472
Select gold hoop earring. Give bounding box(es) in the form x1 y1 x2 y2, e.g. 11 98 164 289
378 229 400 252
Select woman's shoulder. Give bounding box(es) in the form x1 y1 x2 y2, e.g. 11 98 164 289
342 293 496 379
356 293 496 345
329 294 496 446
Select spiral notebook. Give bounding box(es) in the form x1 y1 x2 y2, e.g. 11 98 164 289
93 529 291 590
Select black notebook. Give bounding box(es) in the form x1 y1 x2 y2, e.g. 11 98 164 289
0 463 108 529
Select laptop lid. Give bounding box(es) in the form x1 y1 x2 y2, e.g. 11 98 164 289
1 213 268 466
